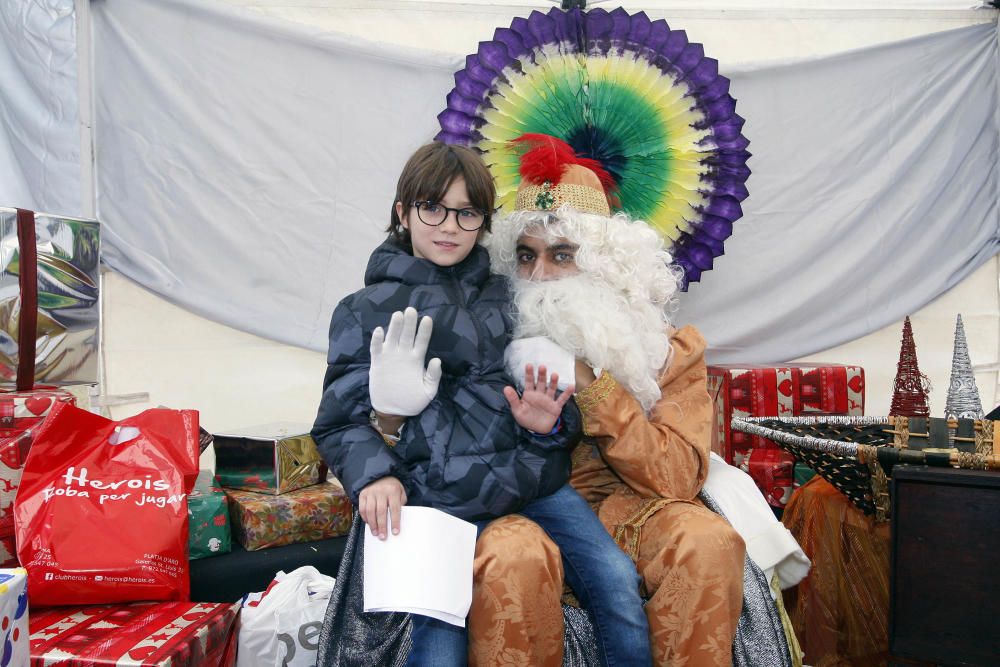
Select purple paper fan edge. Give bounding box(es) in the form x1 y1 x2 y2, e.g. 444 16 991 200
434 6 751 288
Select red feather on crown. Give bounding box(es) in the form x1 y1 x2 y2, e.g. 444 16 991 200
511 134 619 199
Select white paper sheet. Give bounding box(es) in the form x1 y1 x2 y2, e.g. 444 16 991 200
363 506 477 627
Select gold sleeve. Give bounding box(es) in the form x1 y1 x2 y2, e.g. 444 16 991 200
574 325 712 501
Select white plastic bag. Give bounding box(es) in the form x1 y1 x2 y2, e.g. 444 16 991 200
237 565 336 667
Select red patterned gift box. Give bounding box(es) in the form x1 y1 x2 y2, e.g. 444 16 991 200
226 479 352 551
0 388 75 566
29 601 238 666
708 364 864 508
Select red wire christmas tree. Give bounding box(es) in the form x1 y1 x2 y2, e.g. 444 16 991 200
889 316 931 417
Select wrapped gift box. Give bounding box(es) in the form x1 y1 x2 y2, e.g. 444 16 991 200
29 601 237 666
746 447 796 507
188 471 231 560
0 208 100 388
0 389 76 427
0 388 75 566
0 534 16 569
213 423 322 495
0 568 29 667
226 480 352 551
793 462 817 489
708 364 864 508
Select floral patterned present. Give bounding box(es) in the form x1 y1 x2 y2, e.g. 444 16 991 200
213 423 322 495
29 601 238 666
226 480 352 551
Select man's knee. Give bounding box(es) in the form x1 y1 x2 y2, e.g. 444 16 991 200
640 504 746 581
475 514 562 580
685 510 746 566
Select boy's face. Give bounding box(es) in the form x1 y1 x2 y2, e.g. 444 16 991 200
396 176 480 267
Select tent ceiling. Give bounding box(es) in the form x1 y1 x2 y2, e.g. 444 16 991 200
226 1 993 13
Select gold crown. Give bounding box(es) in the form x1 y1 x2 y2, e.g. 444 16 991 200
514 163 611 216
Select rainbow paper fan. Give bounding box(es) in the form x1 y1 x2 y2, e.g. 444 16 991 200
436 7 751 286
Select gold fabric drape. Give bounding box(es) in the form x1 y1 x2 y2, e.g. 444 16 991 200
782 476 890 667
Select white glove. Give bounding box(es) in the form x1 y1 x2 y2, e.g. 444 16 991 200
504 337 576 391
369 307 442 416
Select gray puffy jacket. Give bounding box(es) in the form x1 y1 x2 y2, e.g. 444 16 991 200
312 240 580 521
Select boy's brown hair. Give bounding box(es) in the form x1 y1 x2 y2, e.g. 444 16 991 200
389 142 496 250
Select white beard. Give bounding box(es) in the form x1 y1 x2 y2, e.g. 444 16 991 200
511 274 673 413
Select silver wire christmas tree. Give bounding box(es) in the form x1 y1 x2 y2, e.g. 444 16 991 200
945 314 984 420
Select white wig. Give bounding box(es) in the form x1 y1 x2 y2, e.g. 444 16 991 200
486 206 684 412
487 206 683 313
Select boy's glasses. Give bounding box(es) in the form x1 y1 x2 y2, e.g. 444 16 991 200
412 201 488 232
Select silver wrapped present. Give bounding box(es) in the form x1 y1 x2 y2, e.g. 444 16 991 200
0 207 100 387
213 422 324 495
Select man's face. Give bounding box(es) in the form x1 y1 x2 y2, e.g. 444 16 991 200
515 232 580 281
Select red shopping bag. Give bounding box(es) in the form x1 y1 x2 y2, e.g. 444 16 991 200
13 402 200 606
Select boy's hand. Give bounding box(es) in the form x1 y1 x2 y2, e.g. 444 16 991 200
504 364 576 434
359 476 407 540
369 307 442 416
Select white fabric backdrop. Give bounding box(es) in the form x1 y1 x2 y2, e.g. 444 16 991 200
0 0 80 215
1 0 996 364
93 0 460 352
90 0 999 363
680 22 1000 361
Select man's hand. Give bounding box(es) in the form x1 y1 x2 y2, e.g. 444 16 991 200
504 364 575 434
504 337 576 391
359 476 407 540
369 307 442 416
574 358 597 390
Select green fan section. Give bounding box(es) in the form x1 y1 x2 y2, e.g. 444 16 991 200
477 54 714 229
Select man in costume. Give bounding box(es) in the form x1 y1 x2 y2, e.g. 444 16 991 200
468 135 748 666
310 135 804 667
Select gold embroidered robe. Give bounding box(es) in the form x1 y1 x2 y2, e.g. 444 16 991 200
469 326 746 666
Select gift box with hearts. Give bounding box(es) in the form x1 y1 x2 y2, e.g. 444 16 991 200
746 447 796 508
0 388 75 566
0 389 75 426
797 365 866 415
213 422 323 495
28 601 238 667
708 364 865 508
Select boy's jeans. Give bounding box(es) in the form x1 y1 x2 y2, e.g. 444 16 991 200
406 483 652 666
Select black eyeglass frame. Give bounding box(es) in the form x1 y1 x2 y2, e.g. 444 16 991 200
411 200 492 232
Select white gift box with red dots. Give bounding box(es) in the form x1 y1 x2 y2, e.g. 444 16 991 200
0 568 28 667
